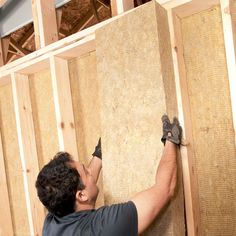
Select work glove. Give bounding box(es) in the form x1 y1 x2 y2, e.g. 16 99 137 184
92 138 102 159
161 115 182 145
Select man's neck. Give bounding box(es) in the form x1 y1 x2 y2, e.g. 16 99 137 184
75 203 95 212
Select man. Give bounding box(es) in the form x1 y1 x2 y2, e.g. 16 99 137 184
35 115 182 236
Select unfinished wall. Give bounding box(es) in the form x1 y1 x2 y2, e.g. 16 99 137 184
181 5 236 235
29 69 59 168
68 52 104 207
0 84 30 235
96 1 185 235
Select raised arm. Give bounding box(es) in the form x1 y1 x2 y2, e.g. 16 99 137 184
88 138 102 183
131 115 182 234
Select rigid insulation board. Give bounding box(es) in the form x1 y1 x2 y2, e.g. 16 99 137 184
96 1 185 235
29 69 59 169
181 5 236 235
0 84 30 235
68 52 104 207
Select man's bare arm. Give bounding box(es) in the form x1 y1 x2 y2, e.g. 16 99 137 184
88 156 102 183
88 138 102 183
131 141 177 234
131 116 181 234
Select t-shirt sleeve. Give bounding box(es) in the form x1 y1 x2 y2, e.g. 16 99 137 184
93 201 138 236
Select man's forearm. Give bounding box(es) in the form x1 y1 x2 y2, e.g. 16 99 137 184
88 156 102 183
155 140 177 197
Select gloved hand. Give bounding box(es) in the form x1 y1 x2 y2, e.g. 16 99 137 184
161 115 182 145
92 138 102 159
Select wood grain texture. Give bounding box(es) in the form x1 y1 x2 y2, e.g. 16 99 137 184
0 84 30 235
11 73 45 235
96 2 185 235
181 5 236 235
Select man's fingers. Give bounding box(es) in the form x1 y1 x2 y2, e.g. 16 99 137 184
161 114 171 124
172 117 179 126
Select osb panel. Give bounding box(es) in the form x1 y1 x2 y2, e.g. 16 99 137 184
68 52 104 207
181 6 236 236
96 2 184 235
29 69 59 168
0 84 30 235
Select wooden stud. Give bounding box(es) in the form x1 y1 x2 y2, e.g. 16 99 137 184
31 0 58 49
0 37 10 66
168 10 202 236
111 0 134 16
11 72 45 236
56 8 63 31
0 40 4 66
50 56 79 160
0 127 14 235
220 0 236 145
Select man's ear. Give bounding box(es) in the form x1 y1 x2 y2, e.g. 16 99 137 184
76 190 88 203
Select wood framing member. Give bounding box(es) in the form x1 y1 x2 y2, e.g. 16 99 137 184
220 0 236 144
31 0 58 50
0 8 138 76
7 25 34 63
167 10 201 236
50 56 79 160
0 128 14 235
0 39 4 66
111 0 134 16
0 37 10 66
11 72 45 235
174 0 220 18
64 2 104 36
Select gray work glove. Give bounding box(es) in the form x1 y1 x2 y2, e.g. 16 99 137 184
161 115 182 145
92 138 102 159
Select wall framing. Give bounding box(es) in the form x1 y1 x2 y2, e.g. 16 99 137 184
0 0 235 235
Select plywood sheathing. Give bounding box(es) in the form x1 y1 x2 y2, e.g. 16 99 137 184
181 5 236 235
96 1 185 235
0 84 30 235
29 69 59 169
68 52 104 207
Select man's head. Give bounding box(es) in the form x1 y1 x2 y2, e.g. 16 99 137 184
35 152 98 217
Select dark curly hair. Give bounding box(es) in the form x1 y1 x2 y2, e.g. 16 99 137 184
35 152 85 217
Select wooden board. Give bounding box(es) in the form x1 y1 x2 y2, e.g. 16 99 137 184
96 2 185 235
181 5 236 235
0 84 30 235
29 69 59 168
68 51 104 207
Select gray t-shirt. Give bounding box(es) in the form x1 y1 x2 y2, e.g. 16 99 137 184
43 201 138 236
